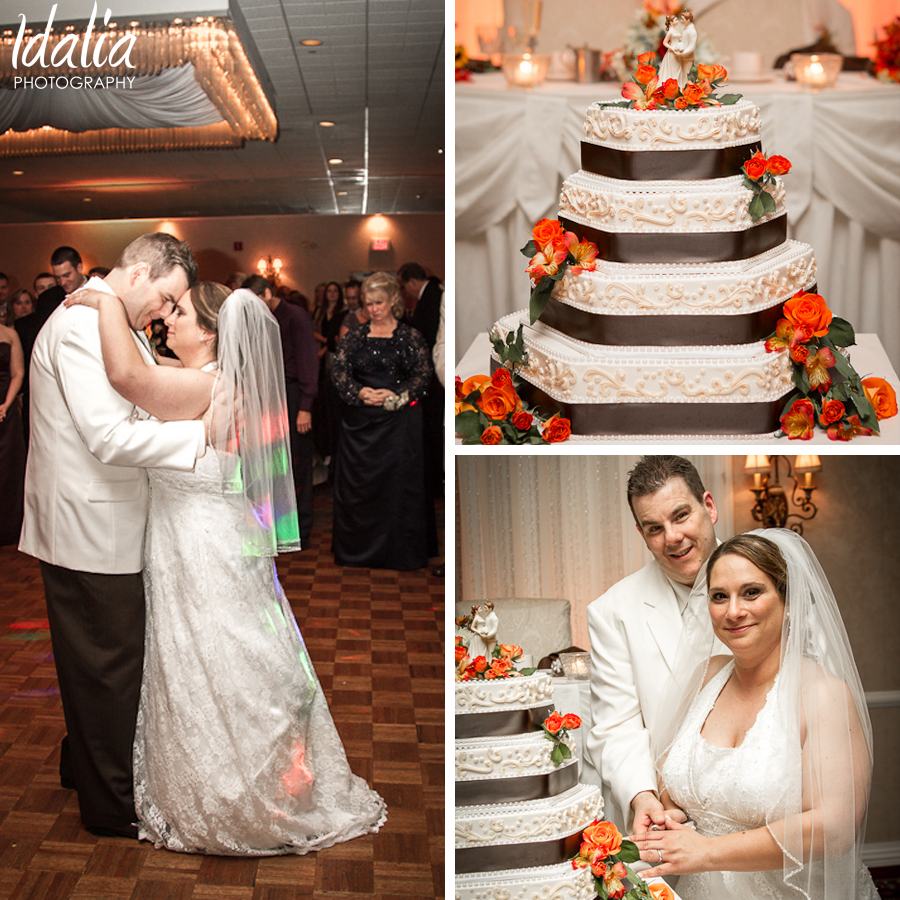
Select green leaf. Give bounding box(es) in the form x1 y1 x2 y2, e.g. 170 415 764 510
748 193 764 222
741 175 755 191
718 93 743 105
454 410 485 440
520 239 537 258
827 317 856 347
828 348 856 380
550 744 562 766
557 742 572 761
617 840 641 863
795 361 811 394
760 190 776 213
529 277 555 324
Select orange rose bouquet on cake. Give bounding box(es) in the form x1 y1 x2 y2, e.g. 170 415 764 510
571 819 657 899
764 289 897 440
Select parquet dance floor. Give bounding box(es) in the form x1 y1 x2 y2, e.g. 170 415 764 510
0 484 444 900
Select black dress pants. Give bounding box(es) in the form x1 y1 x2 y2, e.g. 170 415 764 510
40 562 144 832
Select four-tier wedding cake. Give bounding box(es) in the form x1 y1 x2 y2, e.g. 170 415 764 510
491 97 819 436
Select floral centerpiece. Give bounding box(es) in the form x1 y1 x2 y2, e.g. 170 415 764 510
872 17 900 83
765 290 898 440
616 55 739 111
571 819 667 899
541 710 582 766
455 320 572 444
741 150 791 222
455 641 536 681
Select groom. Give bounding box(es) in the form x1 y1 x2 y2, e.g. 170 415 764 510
19 233 206 838
585 456 720 833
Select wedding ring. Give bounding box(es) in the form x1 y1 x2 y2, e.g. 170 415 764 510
649 824 661 831
657 849 664 864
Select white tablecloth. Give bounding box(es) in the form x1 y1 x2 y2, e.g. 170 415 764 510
455 72 900 371
457 331 900 445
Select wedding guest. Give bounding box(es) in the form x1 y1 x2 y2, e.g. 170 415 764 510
0 320 25 545
586 456 721 832
0 272 8 321
6 289 34 324
225 271 247 291
634 530 878 900
331 272 433 569
88 266 111 278
243 274 318 545
33 273 56 296
312 281 345 474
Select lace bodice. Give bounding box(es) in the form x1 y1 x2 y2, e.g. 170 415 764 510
661 660 877 900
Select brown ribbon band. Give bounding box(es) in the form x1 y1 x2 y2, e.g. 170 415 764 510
538 295 792 347
558 214 787 264
456 704 554 740
456 762 578 808
456 831 583 874
512 376 786 435
582 141 762 181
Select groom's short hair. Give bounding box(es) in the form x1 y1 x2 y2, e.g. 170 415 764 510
626 456 707 519
115 233 197 287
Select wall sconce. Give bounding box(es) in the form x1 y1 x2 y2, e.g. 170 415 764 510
257 255 283 284
745 455 822 535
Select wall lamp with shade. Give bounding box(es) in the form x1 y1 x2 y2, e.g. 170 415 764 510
257 255 283 284
745 455 822 535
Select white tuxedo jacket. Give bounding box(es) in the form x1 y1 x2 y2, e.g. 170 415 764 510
585 560 711 828
19 297 205 574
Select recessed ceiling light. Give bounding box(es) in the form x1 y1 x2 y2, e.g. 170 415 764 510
300 39 322 47
12 170 23 176
83 197 92 202
328 158 343 165
172 18 183 25
318 120 335 127
337 191 348 196
438 149 443 154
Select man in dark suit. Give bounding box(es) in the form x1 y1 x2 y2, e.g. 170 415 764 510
15 247 86 441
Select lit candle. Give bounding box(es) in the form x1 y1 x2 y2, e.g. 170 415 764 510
753 472 761 489
516 54 537 84
804 471 812 488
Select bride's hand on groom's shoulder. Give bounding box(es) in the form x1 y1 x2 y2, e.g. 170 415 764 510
63 288 106 310
630 815 709 878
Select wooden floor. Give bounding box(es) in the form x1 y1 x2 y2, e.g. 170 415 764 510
0 483 445 900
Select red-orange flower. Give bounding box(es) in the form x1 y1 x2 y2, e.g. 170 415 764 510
455 644 467 663
561 713 582 730
661 78 680 99
544 712 564 734
511 409 534 430
696 63 727 83
805 346 836 393
590 852 608 878
790 343 809 365
582 820 623 858
532 217 564 250
827 414 874 441
783 291 833 337
480 425 503 445
456 373 490 414
491 367 514 389
526 242 568 283
569 238 599 275
490 657 511 676
622 78 659 110
649 885 676 900
766 155 792 175
862 377 898 420
819 398 845 425
674 96 688 109
603 864 627 900
743 150 768 180
472 655 488 673
478 384 520 419
542 415 572 443
637 51 656 66
780 398 816 440
635 64 657 86
765 318 793 353
499 644 523 659
682 82 704 104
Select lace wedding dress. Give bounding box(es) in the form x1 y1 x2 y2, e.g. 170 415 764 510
661 660 878 900
134 450 387 855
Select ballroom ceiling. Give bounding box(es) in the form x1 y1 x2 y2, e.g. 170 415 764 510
0 0 445 223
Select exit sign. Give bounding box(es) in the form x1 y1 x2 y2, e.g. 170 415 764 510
371 238 391 251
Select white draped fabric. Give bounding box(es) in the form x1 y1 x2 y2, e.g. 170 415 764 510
455 74 900 371
0 64 224 132
456 456 734 651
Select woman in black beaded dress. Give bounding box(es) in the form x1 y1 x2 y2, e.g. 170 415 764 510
0 322 26 545
331 272 434 569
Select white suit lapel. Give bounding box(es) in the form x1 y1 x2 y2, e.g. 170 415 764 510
643 565 683 675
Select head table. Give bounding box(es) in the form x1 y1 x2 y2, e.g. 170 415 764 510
455 72 900 377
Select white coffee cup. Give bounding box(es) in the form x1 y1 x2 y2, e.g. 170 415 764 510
730 51 763 79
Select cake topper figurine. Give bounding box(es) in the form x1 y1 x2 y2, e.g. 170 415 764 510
660 10 697 89
467 601 499 659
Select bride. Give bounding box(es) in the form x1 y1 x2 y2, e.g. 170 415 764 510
633 529 877 899
67 283 386 854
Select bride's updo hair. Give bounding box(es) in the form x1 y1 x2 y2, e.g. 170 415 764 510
190 281 231 354
707 533 788 600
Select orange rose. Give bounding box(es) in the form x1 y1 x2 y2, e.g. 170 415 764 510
544 712 564 734
766 154 792 176
649 884 675 900
532 217 564 250
783 291 833 337
542 415 572 443
490 658 510 676
636 51 656 66
743 151 768 180
582 819 623 858
480 425 502 445
697 63 727 83
456 373 490 414
635 64 657 86
455 644 468 663
674 97 688 109
819 398 845 426
499 644 523 659
561 713 582 730
472 655 488 673
478 384 520 420
862 377 898 420
661 78 679 99
491 367 514 389
682 82 704 104
511 409 534 430
780 398 816 440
